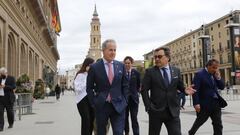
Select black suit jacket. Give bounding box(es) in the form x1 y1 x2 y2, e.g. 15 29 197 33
127 69 141 104
141 65 185 117
0 75 16 104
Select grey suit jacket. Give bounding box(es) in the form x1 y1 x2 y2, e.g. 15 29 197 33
141 65 185 117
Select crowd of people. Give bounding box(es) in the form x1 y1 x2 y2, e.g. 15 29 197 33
72 39 226 135
0 39 228 135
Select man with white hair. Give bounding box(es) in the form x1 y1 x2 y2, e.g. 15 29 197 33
0 67 16 131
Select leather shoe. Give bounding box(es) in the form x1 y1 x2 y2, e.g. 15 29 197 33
8 125 13 128
0 128 3 131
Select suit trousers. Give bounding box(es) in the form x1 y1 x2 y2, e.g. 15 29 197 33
77 96 95 135
148 107 181 135
0 96 14 129
188 100 223 135
125 97 139 135
95 102 125 135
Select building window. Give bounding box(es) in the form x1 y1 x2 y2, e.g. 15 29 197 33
227 29 229 35
218 32 221 38
227 40 230 49
193 42 195 47
200 60 202 67
194 61 196 68
218 23 221 28
211 27 213 31
219 55 223 64
228 53 231 63
226 20 229 24
211 35 214 41
193 35 195 39
219 42 222 50
93 37 96 43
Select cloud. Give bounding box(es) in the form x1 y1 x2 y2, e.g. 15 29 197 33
57 0 240 72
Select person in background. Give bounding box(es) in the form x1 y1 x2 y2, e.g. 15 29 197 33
55 84 61 100
188 59 225 135
123 56 141 135
74 57 95 135
46 85 50 99
177 90 186 110
0 67 16 131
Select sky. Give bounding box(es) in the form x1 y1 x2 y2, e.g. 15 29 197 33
57 0 240 73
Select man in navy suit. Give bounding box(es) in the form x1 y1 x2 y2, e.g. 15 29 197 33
188 59 225 135
123 56 141 135
87 39 129 135
0 67 16 131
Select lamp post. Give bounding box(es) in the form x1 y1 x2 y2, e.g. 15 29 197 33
199 24 211 67
225 11 240 85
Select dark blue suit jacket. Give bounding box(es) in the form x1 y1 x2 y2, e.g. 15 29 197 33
126 69 140 104
192 69 225 108
87 59 129 114
0 75 16 104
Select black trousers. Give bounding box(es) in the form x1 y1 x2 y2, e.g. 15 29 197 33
0 96 14 129
188 100 223 135
77 96 95 135
148 108 181 135
125 97 139 135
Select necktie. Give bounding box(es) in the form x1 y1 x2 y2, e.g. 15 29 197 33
162 67 169 87
106 63 113 102
107 63 114 84
127 71 130 80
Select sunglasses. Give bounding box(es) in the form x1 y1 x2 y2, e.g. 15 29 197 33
154 55 165 59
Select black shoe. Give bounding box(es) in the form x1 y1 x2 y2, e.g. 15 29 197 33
0 128 3 131
8 125 13 128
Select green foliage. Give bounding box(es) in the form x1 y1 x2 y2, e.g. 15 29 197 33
15 74 32 93
33 79 45 99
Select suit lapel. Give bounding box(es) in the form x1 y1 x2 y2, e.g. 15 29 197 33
100 60 110 85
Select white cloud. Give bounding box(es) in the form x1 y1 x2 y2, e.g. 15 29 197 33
57 0 240 73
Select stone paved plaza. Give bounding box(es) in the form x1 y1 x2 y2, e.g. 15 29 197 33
1 91 240 135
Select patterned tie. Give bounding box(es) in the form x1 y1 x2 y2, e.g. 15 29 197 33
106 62 113 102
162 67 169 87
107 63 114 84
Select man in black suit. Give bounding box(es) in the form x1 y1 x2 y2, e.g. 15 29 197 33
123 56 141 135
0 67 16 131
141 47 195 135
188 59 225 135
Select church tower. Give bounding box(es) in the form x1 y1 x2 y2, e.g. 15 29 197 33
87 5 102 61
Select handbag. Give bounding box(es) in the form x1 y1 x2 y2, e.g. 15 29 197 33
217 93 227 108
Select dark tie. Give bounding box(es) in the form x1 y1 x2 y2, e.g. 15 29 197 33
127 71 130 80
162 67 169 87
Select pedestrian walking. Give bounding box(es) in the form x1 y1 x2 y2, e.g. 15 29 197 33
74 57 95 135
55 84 61 100
0 67 16 131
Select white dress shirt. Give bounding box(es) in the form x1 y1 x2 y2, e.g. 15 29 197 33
74 72 87 103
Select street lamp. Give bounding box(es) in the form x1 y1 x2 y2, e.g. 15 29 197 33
199 24 211 67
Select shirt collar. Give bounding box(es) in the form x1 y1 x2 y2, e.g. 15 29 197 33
103 58 113 64
161 64 170 70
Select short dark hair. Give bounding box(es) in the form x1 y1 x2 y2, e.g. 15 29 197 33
123 56 134 63
155 47 171 62
206 59 219 67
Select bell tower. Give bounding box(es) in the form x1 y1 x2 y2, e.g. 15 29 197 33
87 4 102 60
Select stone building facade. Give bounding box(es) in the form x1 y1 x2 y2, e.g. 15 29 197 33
144 10 240 86
0 0 61 85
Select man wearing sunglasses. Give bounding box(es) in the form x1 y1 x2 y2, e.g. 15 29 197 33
141 47 195 135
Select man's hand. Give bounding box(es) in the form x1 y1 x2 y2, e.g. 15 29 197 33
0 84 5 88
214 70 221 80
184 84 196 95
194 104 201 113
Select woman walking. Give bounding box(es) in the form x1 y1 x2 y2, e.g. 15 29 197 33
74 57 95 135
